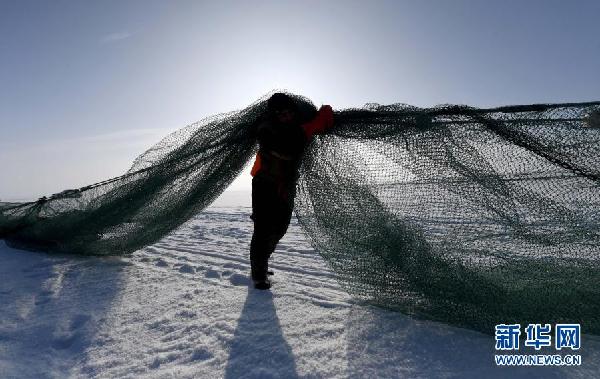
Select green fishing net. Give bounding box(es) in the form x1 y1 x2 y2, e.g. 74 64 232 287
1 92 599 334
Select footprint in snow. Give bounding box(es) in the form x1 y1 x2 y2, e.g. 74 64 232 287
229 273 250 286
49 314 89 350
205 269 220 279
176 309 196 318
178 264 195 274
52 333 79 350
70 314 91 330
190 347 213 361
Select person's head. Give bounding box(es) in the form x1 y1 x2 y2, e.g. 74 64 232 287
267 93 297 124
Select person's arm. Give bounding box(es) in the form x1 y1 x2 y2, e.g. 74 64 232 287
250 153 262 176
302 105 334 139
250 120 270 177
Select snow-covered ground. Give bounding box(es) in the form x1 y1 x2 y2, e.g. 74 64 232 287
1 194 599 378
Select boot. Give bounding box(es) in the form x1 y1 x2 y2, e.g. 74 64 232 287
253 277 272 290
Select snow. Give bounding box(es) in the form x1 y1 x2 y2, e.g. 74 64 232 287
1 199 599 378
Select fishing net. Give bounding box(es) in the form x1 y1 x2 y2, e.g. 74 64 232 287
1 92 599 334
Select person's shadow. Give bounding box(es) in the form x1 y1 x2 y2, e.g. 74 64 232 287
224 287 299 379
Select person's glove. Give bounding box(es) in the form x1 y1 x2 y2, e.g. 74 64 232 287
317 105 334 130
302 104 335 137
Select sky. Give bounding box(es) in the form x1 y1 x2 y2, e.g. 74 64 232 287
1 0 599 200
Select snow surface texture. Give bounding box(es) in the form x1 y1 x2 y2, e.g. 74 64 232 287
1 200 599 378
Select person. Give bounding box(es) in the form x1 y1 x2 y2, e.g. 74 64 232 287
249 93 334 290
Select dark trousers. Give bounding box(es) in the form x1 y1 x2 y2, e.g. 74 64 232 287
250 174 295 281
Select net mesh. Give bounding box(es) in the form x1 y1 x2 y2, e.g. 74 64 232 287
1 92 599 334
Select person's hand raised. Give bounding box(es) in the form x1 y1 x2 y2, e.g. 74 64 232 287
318 105 334 129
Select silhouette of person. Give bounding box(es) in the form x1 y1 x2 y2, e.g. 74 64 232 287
249 93 334 289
